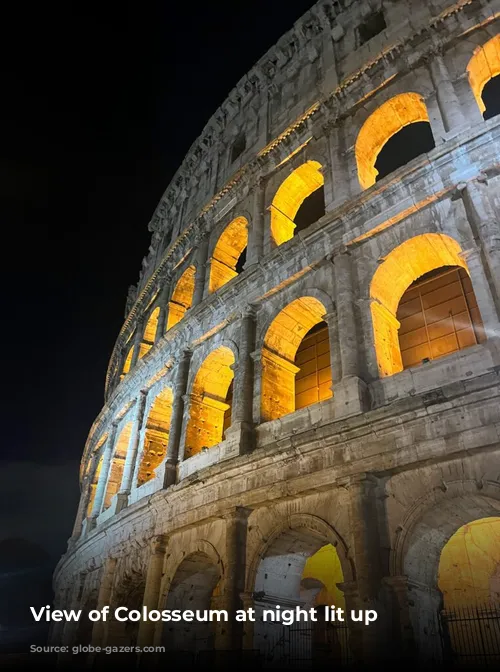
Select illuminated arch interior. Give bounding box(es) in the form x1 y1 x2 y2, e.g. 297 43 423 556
467 35 500 116
184 346 235 458
370 233 482 378
139 307 160 359
122 344 134 375
355 92 431 189
103 421 133 510
137 387 173 487
270 161 324 246
208 216 248 293
261 297 330 422
86 435 107 516
438 517 500 608
167 265 196 331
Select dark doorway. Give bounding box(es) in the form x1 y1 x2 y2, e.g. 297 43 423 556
375 121 435 181
482 75 500 120
294 185 325 233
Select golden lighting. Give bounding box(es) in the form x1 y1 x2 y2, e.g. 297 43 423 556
261 296 328 422
438 517 500 608
137 388 173 486
139 306 160 360
270 161 324 247
184 346 235 458
302 544 345 609
355 92 430 190
208 216 248 293
370 233 468 378
122 345 134 375
103 422 133 510
167 265 196 331
86 454 103 517
467 35 500 114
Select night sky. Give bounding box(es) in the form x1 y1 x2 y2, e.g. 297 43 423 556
1 0 317 570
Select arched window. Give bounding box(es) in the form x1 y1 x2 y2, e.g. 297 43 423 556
103 422 133 511
355 92 435 189
261 297 332 422
139 307 160 359
122 345 134 375
208 217 248 293
370 233 486 378
184 346 235 458
167 265 196 331
230 133 246 163
137 388 173 487
270 161 325 246
467 35 500 120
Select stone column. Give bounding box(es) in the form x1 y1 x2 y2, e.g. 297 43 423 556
89 422 118 524
331 248 367 416
428 51 466 133
323 309 342 386
70 474 91 543
240 591 255 650
130 318 145 368
215 507 251 652
460 246 500 341
163 350 192 487
193 233 210 305
137 535 168 648
155 284 170 342
246 179 265 267
382 575 417 662
117 390 148 510
90 558 117 648
224 307 257 456
326 123 352 209
460 178 500 316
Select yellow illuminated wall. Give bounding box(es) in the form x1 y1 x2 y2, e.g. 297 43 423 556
122 345 134 375
137 388 173 486
270 161 323 246
438 517 500 608
467 35 500 114
370 233 470 378
261 296 328 421
167 265 196 331
139 306 160 359
103 422 132 510
302 544 345 609
355 92 430 189
86 454 103 517
184 346 235 458
209 216 248 293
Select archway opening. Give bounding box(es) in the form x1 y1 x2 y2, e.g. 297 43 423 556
73 594 98 647
270 161 324 246
374 121 435 182
253 528 348 666
208 216 248 293
122 345 134 376
86 455 103 517
103 422 133 511
137 387 173 487
162 552 221 653
261 297 331 422
107 579 146 647
167 265 196 331
355 92 433 189
184 346 235 458
467 35 500 118
139 307 160 359
370 233 485 378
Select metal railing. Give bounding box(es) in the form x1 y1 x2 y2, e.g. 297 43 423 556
440 602 500 668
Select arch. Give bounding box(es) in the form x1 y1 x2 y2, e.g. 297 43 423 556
208 216 248 293
467 35 500 116
167 265 196 331
108 575 146 647
138 307 160 359
270 161 324 246
355 92 432 189
261 296 331 422
103 421 133 511
184 346 235 458
86 454 103 516
136 387 173 486
122 345 134 375
369 233 484 378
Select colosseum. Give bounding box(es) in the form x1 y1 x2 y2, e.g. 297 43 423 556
52 0 500 668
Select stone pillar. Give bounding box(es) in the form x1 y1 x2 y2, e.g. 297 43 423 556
137 535 168 648
460 246 500 341
224 307 256 456
70 474 91 542
89 422 118 523
214 507 251 652
331 248 367 417
460 178 500 316
130 319 145 369
240 591 255 650
323 309 342 386
246 179 265 267
326 123 352 209
163 350 192 487
382 575 418 662
117 390 148 510
90 558 117 649
155 285 170 342
428 51 466 134
193 233 210 305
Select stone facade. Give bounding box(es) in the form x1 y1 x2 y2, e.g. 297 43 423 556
54 0 500 668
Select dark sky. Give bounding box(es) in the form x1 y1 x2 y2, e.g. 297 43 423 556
1 0 317 564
